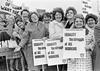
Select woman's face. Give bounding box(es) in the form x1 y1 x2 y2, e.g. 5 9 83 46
74 18 84 28
17 21 25 29
22 11 29 22
67 10 74 19
31 13 39 23
43 15 51 24
55 12 62 22
87 18 96 28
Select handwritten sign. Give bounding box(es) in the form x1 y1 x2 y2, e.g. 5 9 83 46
82 0 92 17
32 39 47 66
45 39 63 66
0 0 23 15
63 29 86 59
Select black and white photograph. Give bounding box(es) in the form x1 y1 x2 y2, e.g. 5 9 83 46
0 0 99 71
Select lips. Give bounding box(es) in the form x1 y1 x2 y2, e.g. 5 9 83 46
3 25 7 27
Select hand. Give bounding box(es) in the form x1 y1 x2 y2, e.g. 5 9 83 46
14 45 21 52
42 37 47 41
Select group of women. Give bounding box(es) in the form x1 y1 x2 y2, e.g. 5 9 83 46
0 6 99 71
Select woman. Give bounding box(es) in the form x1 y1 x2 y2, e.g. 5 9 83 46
93 17 100 71
13 18 29 71
67 14 93 71
49 7 64 39
0 14 21 71
48 7 64 71
85 14 98 71
42 12 51 29
42 12 51 38
25 12 48 71
64 7 77 29
20 9 30 25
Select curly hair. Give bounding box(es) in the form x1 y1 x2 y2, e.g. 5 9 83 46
52 7 64 21
20 9 30 16
41 12 51 21
65 7 77 20
85 13 98 24
74 14 85 28
29 12 39 22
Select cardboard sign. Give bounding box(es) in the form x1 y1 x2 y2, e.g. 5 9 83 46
8 40 18 48
63 29 86 59
45 39 63 66
32 39 47 66
82 0 92 17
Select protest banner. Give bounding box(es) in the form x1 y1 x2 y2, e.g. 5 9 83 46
0 0 23 16
82 0 92 17
45 39 63 66
63 29 86 59
32 39 47 66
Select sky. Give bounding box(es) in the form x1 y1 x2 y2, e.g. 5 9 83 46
12 0 99 15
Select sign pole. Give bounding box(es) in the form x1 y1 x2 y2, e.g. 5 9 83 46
57 65 59 71
42 64 45 71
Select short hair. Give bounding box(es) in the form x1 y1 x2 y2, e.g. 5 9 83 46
52 7 64 21
29 12 39 22
16 18 23 24
74 14 85 28
42 12 51 21
20 9 30 16
65 7 77 20
85 13 98 24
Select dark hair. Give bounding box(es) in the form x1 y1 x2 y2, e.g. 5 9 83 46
65 7 77 21
52 7 64 21
85 13 98 24
74 14 85 28
42 12 51 21
16 18 23 24
20 9 30 16
29 12 39 22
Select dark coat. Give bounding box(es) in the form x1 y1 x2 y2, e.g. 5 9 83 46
94 24 100 71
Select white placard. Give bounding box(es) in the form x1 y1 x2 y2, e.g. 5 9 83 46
45 39 63 66
82 0 92 17
8 40 18 48
0 0 23 15
63 29 86 59
32 39 47 66
2 41 8 48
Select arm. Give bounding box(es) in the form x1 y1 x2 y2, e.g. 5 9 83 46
18 31 29 48
49 22 56 39
94 25 100 47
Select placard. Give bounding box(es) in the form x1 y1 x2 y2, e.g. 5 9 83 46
32 39 47 66
45 39 63 66
63 29 86 59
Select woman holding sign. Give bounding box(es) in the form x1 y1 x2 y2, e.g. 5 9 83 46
48 7 64 71
67 14 92 71
85 14 98 71
25 12 48 71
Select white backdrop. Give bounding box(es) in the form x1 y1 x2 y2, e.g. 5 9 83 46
12 0 98 15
